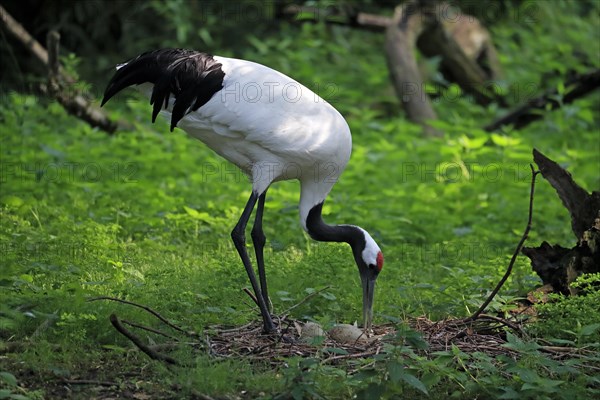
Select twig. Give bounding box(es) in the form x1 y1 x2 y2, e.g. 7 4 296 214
470 314 524 334
122 319 180 341
47 31 60 83
149 343 193 352
282 285 332 315
322 350 378 364
88 296 195 336
62 379 116 386
109 314 180 365
485 69 600 132
468 165 540 321
243 287 259 307
212 321 255 334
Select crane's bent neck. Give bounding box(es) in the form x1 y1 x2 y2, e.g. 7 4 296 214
304 201 363 248
300 178 364 249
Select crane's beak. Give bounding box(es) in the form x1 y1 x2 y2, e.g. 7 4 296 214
360 270 377 333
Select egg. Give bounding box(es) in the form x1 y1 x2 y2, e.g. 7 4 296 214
328 324 369 344
300 322 326 342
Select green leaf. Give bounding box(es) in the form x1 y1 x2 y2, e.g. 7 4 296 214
7 395 29 400
420 372 441 388
183 206 212 223
0 390 13 400
319 292 336 301
503 333 540 353
18 274 33 283
490 133 521 147
358 383 385 400
401 373 428 395
458 135 488 150
387 360 403 383
498 387 521 399
0 372 17 387
577 108 594 123
0 196 24 208
247 36 270 54
580 323 600 336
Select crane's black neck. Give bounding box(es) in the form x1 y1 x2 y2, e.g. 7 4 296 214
305 202 365 251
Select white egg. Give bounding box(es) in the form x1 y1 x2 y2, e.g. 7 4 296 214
328 324 369 344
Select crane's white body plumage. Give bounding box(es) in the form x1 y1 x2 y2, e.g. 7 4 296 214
135 56 352 229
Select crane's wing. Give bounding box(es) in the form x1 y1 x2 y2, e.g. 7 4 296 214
102 49 350 160
101 49 225 131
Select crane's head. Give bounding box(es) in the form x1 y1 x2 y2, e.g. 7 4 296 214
303 201 383 333
352 228 383 333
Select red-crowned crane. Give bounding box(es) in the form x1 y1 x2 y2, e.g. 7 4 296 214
102 48 384 333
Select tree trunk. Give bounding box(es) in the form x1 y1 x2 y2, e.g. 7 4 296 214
385 3 441 137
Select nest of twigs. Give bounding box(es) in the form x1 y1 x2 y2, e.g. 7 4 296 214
204 314 580 364
92 295 541 367
206 317 394 365
205 314 530 363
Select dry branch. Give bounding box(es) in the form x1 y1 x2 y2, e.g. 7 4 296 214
485 69 600 131
417 19 505 106
62 379 117 387
280 4 391 31
243 287 259 307
99 302 589 370
122 319 180 341
468 165 539 320
282 285 331 314
0 5 119 134
88 296 196 337
109 314 180 365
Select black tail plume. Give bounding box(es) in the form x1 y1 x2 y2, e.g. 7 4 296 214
101 49 225 131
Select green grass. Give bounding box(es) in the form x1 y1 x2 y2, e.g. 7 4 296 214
1 1 599 398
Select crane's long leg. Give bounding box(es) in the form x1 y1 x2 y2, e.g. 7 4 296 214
231 191 276 333
251 192 271 312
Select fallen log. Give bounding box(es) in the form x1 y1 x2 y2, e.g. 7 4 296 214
282 1 503 135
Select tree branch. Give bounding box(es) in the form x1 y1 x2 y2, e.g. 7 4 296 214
88 296 196 337
109 314 180 365
485 69 600 132
0 6 119 134
280 4 391 32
